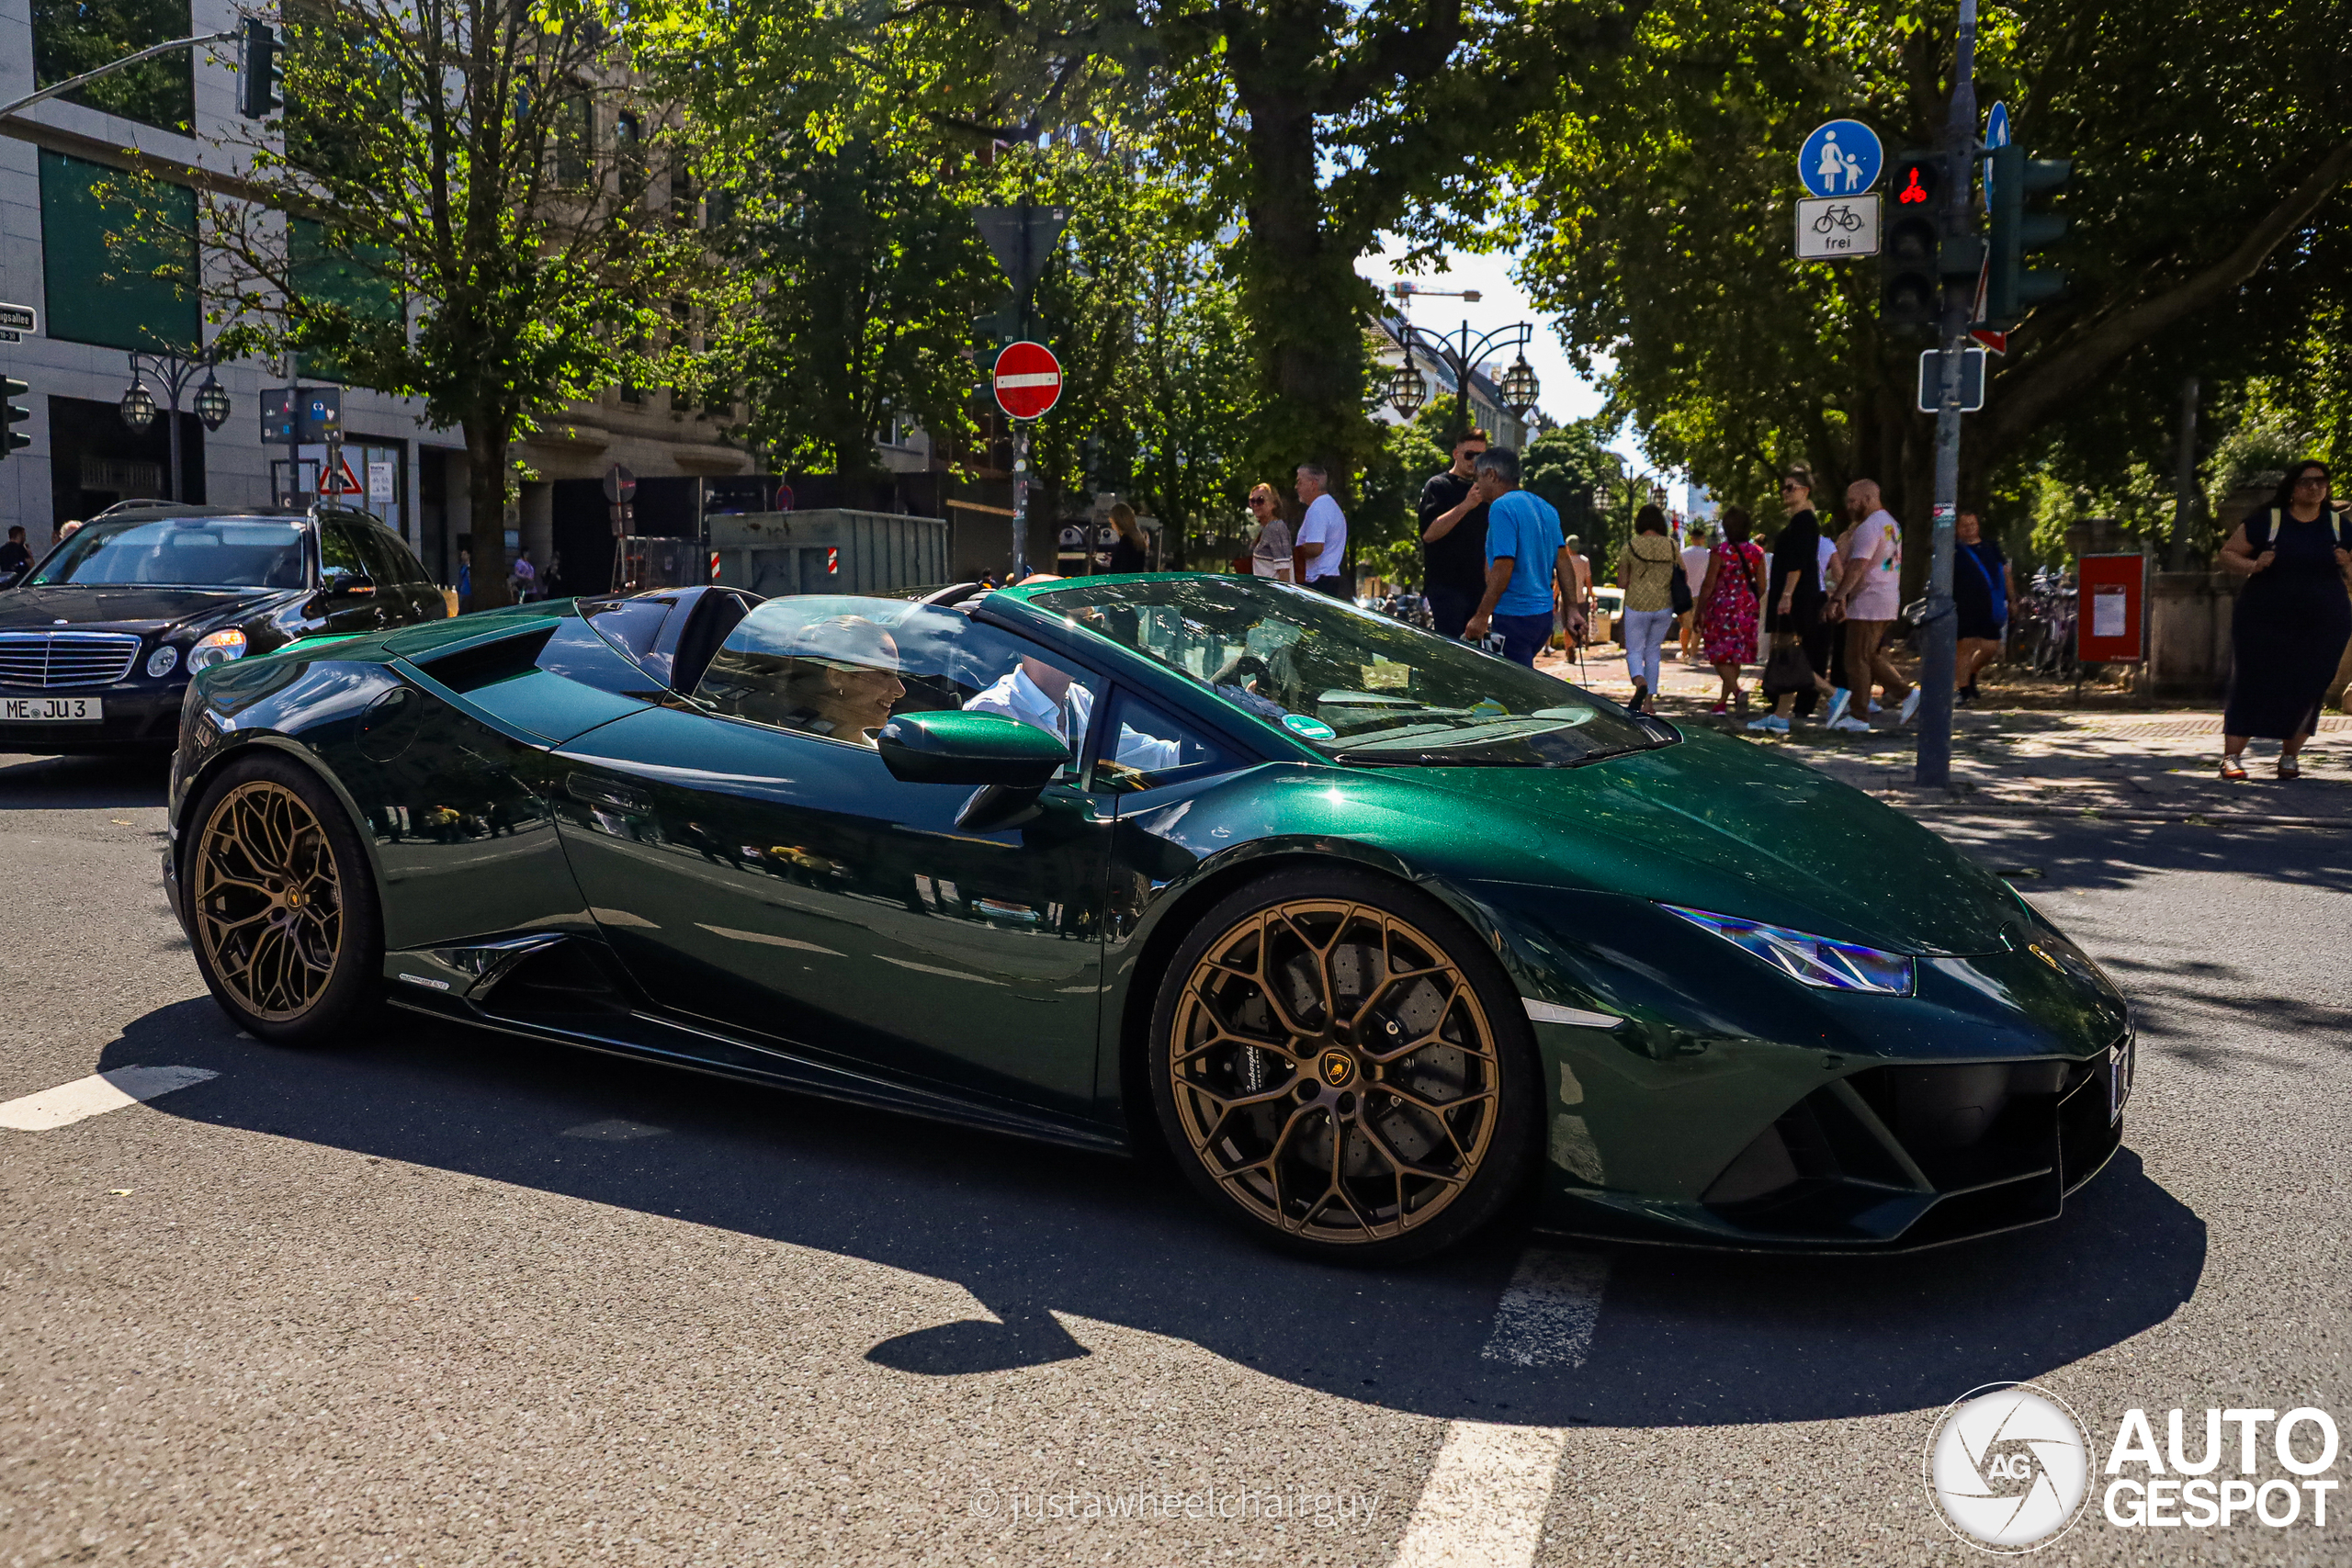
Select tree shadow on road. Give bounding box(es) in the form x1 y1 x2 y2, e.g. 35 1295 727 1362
106 993 2204 1433
0 750 171 810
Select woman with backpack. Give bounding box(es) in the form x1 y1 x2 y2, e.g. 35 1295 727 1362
2217 459 2352 780
1952 511 2012 705
1694 507 1766 715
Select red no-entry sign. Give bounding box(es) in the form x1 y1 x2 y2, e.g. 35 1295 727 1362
992 341 1062 421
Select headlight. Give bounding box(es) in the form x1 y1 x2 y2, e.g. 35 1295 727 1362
1660 904 1915 996
187 629 248 673
145 645 180 678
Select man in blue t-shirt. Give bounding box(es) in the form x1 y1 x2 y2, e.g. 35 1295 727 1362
1463 449 1583 666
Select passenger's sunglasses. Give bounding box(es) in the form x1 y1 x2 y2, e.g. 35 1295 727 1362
2293 473 2330 489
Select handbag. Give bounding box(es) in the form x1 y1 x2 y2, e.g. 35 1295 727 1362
1664 544 1694 615
1761 635 1814 695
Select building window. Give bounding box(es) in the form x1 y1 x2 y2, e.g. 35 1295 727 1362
31 0 195 133
554 91 594 186
288 218 404 382
38 150 199 352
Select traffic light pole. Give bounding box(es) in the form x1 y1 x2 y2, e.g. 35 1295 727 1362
1915 0 1979 790
0 30 236 120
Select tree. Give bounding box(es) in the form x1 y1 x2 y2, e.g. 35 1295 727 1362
157 0 707 607
1517 0 2352 574
1524 417 1624 560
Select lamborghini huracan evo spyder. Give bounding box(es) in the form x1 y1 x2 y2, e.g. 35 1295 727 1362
165 574 2133 1263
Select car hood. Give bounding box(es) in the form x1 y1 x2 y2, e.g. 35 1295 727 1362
0 584 301 637
1387 727 2021 955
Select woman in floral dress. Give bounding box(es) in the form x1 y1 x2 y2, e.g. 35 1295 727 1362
1694 507 1767 714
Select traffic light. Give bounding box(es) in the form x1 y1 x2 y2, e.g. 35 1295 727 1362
237 18 282 118
1 379 28 462
1985 144 2070 327
1880 151 1942 336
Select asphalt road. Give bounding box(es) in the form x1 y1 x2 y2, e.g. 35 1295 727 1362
1 748 2346 1567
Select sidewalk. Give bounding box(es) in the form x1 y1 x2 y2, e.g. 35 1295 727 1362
1535 639 2352 826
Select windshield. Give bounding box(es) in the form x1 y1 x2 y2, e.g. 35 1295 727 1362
29 517 308 590
1025 576 1670 767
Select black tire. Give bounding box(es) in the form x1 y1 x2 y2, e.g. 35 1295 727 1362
182 750 384 1046
1147 866 1541 1265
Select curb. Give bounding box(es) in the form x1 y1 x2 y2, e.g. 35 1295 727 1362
1857 796 2352 829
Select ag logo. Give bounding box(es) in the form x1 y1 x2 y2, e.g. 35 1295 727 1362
1318 1049 1355 1088
1923 1382 2091 1553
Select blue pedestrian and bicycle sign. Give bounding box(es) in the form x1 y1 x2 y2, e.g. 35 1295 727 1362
1798 119 1883 198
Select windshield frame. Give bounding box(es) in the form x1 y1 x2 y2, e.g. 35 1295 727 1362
25 514 318 592
1012 573 1677 771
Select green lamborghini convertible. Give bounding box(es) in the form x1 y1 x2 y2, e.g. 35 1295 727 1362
164 573 2133 1262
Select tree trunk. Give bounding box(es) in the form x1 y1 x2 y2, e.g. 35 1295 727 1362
1235 93 1374 503
464 419 512 612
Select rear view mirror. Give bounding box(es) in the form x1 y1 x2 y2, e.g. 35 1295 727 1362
324 570 377 599
876 710 1069 787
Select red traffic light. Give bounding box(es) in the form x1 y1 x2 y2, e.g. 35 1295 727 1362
1897 167 1930 204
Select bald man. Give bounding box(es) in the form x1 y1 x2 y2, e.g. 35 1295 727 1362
1823 479 1917 728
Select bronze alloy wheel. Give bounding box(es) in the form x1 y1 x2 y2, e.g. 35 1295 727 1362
1169 899 1501 1245
194 780 345 1022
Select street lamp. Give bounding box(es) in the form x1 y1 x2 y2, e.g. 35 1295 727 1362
118 346 229 502
119 379 157 431
1499 355 1541 417
1385 363 1429 419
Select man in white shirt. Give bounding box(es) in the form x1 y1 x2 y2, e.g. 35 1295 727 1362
1292 463 1350 599
964 659 1182 773
1678 524 1712 660
1824 479 1918 727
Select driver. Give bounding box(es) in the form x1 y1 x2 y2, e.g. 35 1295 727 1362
963 655 1182 773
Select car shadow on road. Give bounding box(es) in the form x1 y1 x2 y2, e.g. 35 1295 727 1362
105 992 2205 1432
0 750 171 809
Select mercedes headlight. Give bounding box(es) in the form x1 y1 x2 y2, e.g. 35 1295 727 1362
145 645 179 677
187 628 249 673
1661 904 1915 996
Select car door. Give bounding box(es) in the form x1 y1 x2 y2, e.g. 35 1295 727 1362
319 521 390 635
548 596 1116 1118
356 521 444 625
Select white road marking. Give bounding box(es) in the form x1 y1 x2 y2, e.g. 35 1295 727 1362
561 1118 671 1141
0 1066 219 1132
1482 1247 1611 1368
1390 1420 1570 1568
1390 1247 1610 1567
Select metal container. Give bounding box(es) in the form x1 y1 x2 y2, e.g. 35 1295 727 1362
708 510 950 597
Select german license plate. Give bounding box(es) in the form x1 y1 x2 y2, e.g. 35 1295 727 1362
2 696 104 721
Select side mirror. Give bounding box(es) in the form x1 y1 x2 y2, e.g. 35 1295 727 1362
324 570 377 599
876 710 1069 786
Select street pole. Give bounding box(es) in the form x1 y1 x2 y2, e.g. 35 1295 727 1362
1915 0 1978 789
2167 376 2199 570
1010 424 1031 580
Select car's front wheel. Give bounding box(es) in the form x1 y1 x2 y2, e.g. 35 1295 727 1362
183 750 383 1045
1148 868 1539 1264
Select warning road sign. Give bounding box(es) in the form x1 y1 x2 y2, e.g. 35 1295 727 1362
992 341 1062 421
325 453 363 496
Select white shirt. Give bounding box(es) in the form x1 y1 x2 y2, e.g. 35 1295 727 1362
1815 535 1836 592
1845 508 1904 621
1680 545 1711 591
963 667 1181 773
1295 494 1347 581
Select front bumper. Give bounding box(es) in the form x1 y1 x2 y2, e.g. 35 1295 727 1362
0 681 186 751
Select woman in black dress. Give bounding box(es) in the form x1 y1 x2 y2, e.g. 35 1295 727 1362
1751 467 1834 732
2218 460 2352 779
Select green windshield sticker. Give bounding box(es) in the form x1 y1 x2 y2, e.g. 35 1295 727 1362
1282 713 1339 741
1469 698 1508 718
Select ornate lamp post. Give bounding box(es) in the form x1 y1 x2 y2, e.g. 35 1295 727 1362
1385 363 1430 419
118 345 230 502
1382 288 1542 446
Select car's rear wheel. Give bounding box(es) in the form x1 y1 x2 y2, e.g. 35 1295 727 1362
1148 868 1539 1264
184 751 382 1045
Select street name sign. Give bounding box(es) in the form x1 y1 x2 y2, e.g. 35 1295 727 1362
0 302 35 333
992 341 1063 421
1916 347 1987 413
1798 119 1883 198
1796 195 1880 258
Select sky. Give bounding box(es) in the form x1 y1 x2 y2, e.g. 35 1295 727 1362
1367 237 1679 493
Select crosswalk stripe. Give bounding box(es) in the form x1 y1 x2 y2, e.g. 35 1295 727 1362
0 1066 219 1132
1481 1248 1611 1367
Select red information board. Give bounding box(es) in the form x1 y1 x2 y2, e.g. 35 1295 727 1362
2075 553 2145 663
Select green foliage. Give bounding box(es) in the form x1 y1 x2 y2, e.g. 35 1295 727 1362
1524 419 1625 558
31 0 193 131
1358 417 1450 561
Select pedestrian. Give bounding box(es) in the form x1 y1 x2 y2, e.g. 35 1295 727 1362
2216 460 2352 780
545 549 566 599
1560 534 1593 657
1245 484 1293 580
1616 505 1680 713
1824 479 1917 727
1462 448 1583 666
1694 509 1765 714
1751 468 1838 733
0 525 31 587
1418 428 1492 638
1105 502 1151 572
457 548 472 605
1292 463 1350 598
1679 523 1713 661
510 550 539 602
1952 511 2011 704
